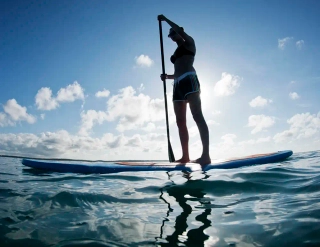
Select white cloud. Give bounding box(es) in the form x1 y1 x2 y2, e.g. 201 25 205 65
207 120 219 126
0 131 118 157
212 110 221 116
239 136 271 146
273 130 295 143
239 139 255 146
249 96 272 108
209 133 287 160
247 115 275 134
95 89 110 98
288 113 319 129
257 136 271 143
0 112 14 127
40 114 45 120
79 110 110 136
221 134 237 145
79 86 165 134
3 99 36 124
35 81 84 110
35 87 59 110
213 72 241 96
135 55 154 68
278 37 293 50
289 92 300 100
0 131 168 159
278 38 304 50
142 122 156 132
106 86 164 132
125 134 142 147
189 126 199 137
288 112 320 139
206 134 238 158
274 112 320 142
0 113 7 126
56 81 84 102
147 133 166 142
138 83 145 92
296 40 304 50
102 133 127 149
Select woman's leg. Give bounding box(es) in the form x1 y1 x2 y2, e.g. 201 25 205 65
174 101 190 163
187 92 211 165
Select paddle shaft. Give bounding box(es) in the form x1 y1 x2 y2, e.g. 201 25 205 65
158 18 175 162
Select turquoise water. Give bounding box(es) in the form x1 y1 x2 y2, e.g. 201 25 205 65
1 151 320 247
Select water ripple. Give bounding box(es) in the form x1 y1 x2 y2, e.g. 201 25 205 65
1 151 320 246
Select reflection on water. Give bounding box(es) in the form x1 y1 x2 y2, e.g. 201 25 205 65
157 172 213 246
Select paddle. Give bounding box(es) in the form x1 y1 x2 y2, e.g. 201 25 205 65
158 16 175 162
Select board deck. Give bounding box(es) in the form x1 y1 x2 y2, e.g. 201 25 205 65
115 152 277 166
21 150 293 174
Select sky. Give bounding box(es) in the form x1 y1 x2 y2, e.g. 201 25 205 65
1 0 320 161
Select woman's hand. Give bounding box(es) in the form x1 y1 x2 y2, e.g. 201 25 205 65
161 74 174 81
160 74 167 81
157 14 167 21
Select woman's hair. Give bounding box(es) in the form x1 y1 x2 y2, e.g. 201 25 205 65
169 27 184 37
170 27 184 32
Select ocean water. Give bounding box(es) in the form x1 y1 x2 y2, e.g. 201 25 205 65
1 151 320 247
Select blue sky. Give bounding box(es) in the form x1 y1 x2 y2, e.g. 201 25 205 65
1 0 320 160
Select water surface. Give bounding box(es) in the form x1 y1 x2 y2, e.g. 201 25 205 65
1 151 320 246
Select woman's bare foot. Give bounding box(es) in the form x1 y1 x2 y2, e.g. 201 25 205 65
175 157 190 164
191 156 211 166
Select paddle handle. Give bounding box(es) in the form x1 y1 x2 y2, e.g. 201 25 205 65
158 18 175 162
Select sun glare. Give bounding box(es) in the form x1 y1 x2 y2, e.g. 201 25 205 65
198 74 218 112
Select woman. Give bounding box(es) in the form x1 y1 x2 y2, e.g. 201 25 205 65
158 15 211 166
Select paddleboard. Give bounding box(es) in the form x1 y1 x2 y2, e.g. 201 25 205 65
21 150 293 174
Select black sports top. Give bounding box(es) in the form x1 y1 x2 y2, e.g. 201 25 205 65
170 45 195 64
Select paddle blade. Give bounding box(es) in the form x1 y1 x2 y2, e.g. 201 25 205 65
168 142 175 162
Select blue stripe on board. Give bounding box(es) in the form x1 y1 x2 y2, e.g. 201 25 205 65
21 150 293 174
